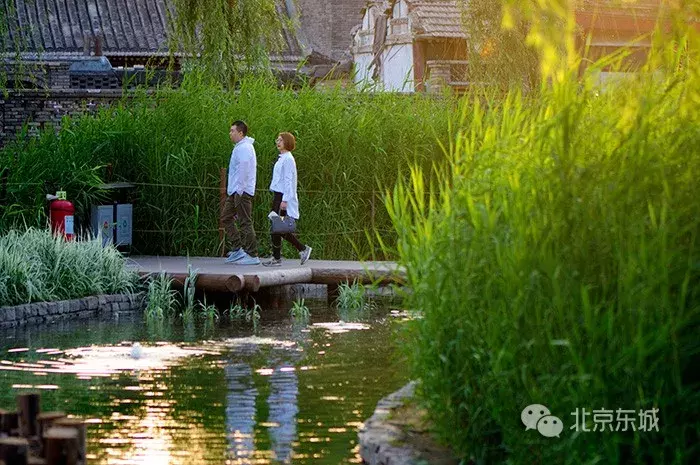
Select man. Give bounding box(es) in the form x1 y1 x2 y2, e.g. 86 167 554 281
222 120 260 265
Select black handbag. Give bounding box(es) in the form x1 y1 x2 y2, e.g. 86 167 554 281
270 215 297 234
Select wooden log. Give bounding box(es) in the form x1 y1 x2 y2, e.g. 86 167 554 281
51 420 86 463
28 457 47 465
43 427 79 465
139 272 242 293
230 274 259 292
310 268 405 286
0 410 19 436
0 437 29 465
248 268 314 292
16 394 41 438
37 413 66 452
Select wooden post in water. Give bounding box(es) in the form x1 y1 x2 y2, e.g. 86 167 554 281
36 413 66 454
52 419 86 463
0 437 29 464
43 428 79 465
0 410 19 436
16 394 41 438
219 167 227 257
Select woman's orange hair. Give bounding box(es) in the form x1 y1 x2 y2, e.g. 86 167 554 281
279 132 296 151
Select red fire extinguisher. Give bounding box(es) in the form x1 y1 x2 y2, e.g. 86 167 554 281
47 190 75 240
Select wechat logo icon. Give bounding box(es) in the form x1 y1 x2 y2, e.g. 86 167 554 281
522 404 563 438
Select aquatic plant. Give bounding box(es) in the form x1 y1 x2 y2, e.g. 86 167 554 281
290 298 311 321
0 228 138 307
144 272 177 320
246 303 262 331
199 300 220 322
182 264 198 320
225 300 261 331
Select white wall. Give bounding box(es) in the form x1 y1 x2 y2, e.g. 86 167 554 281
353 52 375 87
381 44 414 92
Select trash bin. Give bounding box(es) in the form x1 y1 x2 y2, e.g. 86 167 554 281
91 182 136 254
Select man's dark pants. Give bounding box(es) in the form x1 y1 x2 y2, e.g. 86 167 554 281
221 192 258 257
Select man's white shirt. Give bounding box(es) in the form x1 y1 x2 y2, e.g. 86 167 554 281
227 136 257 196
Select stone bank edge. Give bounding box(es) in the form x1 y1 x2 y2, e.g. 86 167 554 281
0 293 146 328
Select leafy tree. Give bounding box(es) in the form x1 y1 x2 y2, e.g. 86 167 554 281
168 0 290 86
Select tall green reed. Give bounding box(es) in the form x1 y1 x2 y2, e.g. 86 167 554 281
1 76 458 259
386 44 700 464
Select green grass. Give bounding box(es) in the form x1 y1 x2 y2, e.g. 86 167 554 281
386 43 700 463
0 228 138 307
0 75 459 260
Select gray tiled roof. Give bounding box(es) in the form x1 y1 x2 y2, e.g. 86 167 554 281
1 0 304 58
409 1 466 39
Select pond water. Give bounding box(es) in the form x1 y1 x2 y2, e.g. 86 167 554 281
0 298 409 464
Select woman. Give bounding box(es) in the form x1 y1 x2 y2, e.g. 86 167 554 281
262 132 312 267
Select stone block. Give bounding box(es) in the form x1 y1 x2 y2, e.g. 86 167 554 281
85 296 98 310
13 305 26 320
2 308 16 321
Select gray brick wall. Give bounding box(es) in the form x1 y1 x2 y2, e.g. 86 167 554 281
297 0 365 61
0 89 126 147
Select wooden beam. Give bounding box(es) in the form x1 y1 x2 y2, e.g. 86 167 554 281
138 271 243 293
310 268 404 286
245 268 314 292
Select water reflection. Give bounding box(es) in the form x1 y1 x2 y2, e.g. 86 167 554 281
267 365 298 464
0 301 406 465
225 363 257 463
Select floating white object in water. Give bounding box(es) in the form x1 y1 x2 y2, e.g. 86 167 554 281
312 322 369 334
130 342 142 360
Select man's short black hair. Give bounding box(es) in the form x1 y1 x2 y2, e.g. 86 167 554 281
232 120 248 136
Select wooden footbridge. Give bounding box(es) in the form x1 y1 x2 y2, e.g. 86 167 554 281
128 256 405 293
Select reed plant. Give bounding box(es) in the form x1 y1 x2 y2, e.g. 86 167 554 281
335 280 376 322
0 228 138 307
0 75 457 259
144 272 177 320
290 297 311 321
386 43 700 464
225 300 262 330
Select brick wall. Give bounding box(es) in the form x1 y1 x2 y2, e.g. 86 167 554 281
0 89 125 147
297 0 365 61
